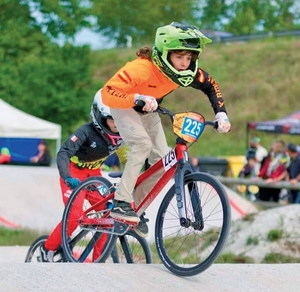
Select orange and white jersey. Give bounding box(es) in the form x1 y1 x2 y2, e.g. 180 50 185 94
101 57 226 114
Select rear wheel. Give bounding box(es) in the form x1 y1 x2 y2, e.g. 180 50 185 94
155 172 230 276
25 235 64 263
61 176 116 262
108 230 152 264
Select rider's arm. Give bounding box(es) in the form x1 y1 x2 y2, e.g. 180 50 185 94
56 126 88 179
190 68 227 114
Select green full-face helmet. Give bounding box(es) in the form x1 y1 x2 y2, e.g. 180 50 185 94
152 22 212 87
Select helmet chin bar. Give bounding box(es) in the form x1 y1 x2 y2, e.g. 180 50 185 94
177 76 194 87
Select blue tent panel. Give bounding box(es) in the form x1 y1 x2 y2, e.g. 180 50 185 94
0 138 42 163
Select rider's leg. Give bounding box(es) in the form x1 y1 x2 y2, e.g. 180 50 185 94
144 112 169 165
109 108 154 221
85 180 111 261
44 164 100 251
132 112 170 206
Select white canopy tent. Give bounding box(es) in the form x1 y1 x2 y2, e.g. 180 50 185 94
0 99 61 152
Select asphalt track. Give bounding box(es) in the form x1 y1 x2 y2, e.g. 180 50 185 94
0 246 299 291
0 258 299 292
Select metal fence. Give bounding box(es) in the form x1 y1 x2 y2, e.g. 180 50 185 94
211 30 300 43
217 176 300 190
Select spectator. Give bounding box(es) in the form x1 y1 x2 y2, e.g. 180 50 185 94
0 147 11 164
246 137 268 175
239 157 257 179
286 143 300 203
30 140 52 166
257 140 289 202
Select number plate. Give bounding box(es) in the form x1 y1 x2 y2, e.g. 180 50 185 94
181 117 204 140
163 149 177 171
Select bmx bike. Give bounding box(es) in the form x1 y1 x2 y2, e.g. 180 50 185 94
61 106 231 276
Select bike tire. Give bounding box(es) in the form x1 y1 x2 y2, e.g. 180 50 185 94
155 172 230 276
110 230 152 264
61 176 116 263
25 235 64 263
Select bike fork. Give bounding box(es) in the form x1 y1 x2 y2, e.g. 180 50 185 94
175 165 204 231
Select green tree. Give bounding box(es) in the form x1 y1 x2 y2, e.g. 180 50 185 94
22 0 91 40
0 0 95 136
91 0 197 46
225 0 299 35
198 0 228 31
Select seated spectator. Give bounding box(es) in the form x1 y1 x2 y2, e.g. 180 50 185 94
246 137 268 176
30 140 52 166
286 143 300 203
0 147 11 164
239 157 256 178
257 140 289 202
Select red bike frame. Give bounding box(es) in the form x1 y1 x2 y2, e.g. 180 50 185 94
135 143 187 215
77 143 188 228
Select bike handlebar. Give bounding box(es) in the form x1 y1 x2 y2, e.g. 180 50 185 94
135 100 218 129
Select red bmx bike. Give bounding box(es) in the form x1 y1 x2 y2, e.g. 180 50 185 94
61 106 230 276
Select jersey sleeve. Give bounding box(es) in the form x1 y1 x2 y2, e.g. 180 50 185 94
114 145 128 166
101 59 151 109
56 127 88 179
190 68 227 114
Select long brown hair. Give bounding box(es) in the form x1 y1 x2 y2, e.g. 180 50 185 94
136 46 152 59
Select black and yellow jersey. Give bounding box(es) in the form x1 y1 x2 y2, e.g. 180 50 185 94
57 123 127 179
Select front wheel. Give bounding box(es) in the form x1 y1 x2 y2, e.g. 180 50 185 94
155 172 230 276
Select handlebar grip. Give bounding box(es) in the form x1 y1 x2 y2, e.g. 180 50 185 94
205 121 218 129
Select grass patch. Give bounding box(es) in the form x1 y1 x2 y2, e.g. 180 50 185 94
262 252 300 263
0 227 42 246
149 228 220 264
246 236 259 246
267 229 284 242
216 252 255 263
242 213 256 222
150 243 160 264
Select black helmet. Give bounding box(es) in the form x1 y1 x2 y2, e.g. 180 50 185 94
91 91 122 147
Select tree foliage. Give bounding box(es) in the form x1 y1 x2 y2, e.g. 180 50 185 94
91 0 197 46
22 0 91 40
0 0 95 136
225 0 299 35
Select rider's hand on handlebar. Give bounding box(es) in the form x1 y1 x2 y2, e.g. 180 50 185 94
134 94 158 112
64 177 81 189
214 112 231 133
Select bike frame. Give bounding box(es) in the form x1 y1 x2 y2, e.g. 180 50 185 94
134 140 193 217
78 141 192 227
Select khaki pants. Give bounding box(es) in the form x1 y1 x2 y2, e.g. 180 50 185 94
110 108 169 203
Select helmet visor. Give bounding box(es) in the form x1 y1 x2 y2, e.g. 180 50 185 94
179 38 201 49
